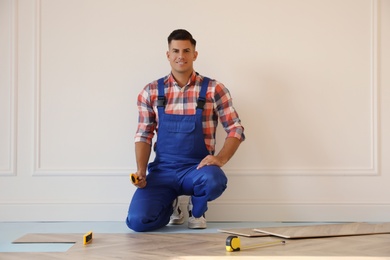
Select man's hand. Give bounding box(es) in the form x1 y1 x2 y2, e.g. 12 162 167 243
133 142 151 188
132 171 147 188
197 155 225 169
197 137 241 170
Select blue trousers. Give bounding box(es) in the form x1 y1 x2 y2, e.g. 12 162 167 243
126 163 227 232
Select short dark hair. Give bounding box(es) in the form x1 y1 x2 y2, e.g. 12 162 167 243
168 29 196 47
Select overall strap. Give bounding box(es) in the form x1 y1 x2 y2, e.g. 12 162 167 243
196 77 210 110
157 76 210 110
157 77 166 108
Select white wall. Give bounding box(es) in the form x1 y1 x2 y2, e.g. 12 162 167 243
1 0 390 222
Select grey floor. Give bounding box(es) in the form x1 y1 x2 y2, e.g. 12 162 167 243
0 221 322 253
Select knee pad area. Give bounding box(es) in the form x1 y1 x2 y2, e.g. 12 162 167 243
126 213 168 232
126 203 171 232
199 166 228 191
126 213 149 232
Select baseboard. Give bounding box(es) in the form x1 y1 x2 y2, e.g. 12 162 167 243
1 201 390 222
207 202 390 222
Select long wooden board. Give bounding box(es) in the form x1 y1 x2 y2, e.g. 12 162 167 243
254 222 390 239
13 233 80 243
218 228 269 237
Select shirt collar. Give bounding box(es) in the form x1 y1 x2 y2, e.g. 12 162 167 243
168 71 197 89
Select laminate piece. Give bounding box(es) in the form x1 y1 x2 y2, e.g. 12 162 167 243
218 228 269 237
13 233 80 243
254 222 390 239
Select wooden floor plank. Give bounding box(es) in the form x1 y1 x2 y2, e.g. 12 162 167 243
253 222 390 239
5 231 390 259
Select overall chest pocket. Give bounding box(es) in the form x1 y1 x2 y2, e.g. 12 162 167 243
159 119 196 155
165 120 195 133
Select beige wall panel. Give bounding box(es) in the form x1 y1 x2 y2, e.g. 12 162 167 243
1 0 389 222
214 0 376 175
35 0 376 176
211 0 390 221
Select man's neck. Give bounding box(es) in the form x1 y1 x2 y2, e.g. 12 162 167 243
172 71 193 87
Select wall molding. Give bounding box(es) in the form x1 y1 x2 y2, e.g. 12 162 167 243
33 0 379 177
33 168 134 176
33 0 42 175
0 0 18 176
0 202 128 221
1 200 389 222
207 199 390 222
32 0 132 177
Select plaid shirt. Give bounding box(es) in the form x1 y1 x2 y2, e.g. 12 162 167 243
135 71 245 154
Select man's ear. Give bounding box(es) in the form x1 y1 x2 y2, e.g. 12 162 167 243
193 51 198 61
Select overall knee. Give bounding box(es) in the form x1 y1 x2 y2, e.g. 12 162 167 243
126 205 171 232
202 166 228 193
126 212 149 232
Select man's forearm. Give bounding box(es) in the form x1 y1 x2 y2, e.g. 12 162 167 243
135 141 152 175
215 137 241 166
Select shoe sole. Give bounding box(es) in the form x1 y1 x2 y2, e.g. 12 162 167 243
169 219 185 225
188 224 207 229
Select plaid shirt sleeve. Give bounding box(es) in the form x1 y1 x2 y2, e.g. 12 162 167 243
212 81 245 142
134 83 157 144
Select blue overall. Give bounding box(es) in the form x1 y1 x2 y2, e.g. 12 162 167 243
126 77 228 232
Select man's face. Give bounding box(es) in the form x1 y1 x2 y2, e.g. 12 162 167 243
166 40 198 75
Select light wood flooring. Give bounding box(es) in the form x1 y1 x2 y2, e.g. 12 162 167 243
3 230 390 259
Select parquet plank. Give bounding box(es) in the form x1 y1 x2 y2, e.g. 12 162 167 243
253 222 390 239
6 230 390 259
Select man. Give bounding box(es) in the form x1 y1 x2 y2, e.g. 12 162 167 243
126 29 245 232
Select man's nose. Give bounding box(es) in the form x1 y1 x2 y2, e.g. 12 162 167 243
178 51 186 58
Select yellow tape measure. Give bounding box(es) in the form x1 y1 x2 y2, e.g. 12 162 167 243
130 173 139 185
83 231 93 245
226 235 285 252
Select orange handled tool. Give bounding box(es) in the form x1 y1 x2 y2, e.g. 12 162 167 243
130 173 139 185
